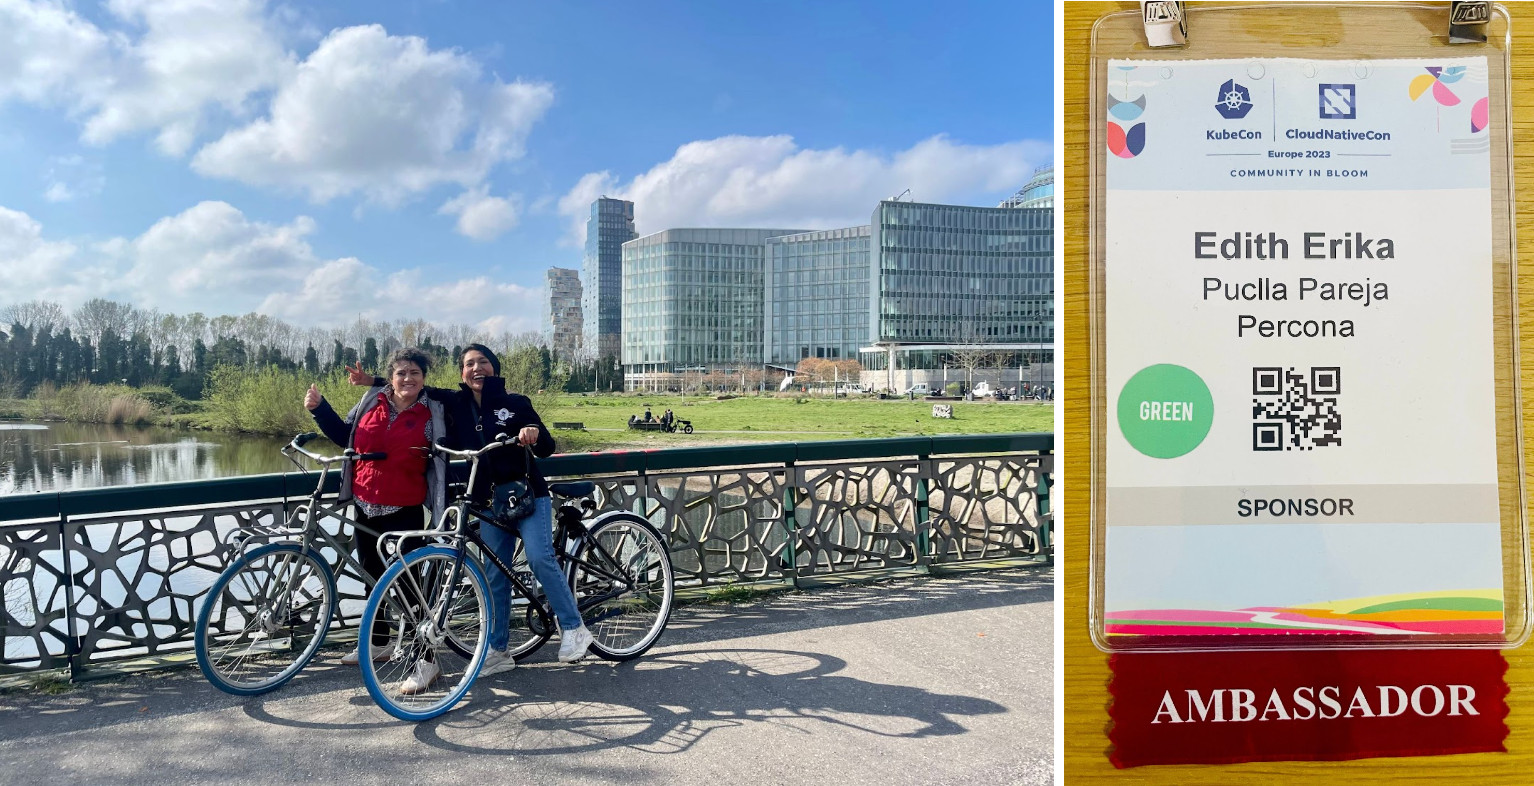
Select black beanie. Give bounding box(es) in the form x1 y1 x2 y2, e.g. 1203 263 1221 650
463 343 501 376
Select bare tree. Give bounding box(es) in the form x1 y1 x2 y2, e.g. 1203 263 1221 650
71 298 134 344
0 300 67 332
949 323 993 392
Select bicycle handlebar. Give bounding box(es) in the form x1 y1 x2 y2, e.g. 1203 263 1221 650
427 433 521 461
283 433 387 465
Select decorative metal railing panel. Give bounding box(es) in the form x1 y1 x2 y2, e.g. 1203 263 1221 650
793 459 924 576
0 434 1050 676
1 521 69 670
927 455 1050 563
645 468 790 585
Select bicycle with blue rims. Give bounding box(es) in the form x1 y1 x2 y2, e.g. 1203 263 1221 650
358 434 675 721
194 432 407 695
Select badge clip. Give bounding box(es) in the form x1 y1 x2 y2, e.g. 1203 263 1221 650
1140 1 1187 48
1449 1 1490 44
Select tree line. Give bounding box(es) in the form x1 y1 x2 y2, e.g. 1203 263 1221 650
0 297 604 400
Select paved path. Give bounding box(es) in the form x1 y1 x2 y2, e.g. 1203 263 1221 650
0 568 1053 785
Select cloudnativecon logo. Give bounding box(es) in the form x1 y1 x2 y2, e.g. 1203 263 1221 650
1319 83 1357 119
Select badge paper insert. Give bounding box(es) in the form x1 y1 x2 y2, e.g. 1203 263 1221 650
1095 57 1522 648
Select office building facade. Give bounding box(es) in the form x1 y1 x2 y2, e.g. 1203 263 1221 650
581 197 636 360
999 164 1054 209
863 199 1054 392
542 267 582 362
621 227 806 391
763 225 871 368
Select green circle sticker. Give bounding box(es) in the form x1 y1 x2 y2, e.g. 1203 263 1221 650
1117 364 1214 459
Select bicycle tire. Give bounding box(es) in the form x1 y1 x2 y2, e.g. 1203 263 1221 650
195 542 336 696
572 513 675 661
359 546 490 721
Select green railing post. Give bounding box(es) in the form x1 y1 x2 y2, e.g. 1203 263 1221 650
782 460 800 589
915 456 932 568
60 511 83 682
634 468 649 518
1037 451 1052 565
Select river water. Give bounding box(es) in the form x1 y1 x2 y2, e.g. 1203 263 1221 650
0 420 292 495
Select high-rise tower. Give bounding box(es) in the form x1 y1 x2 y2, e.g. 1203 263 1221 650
543 267 582 361
581 197 636 360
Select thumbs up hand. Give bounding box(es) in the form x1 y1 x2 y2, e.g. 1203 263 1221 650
304 384 321 411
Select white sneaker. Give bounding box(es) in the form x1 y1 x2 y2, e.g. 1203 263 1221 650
398 659 441 695
480 648 517 676
340 645 392 666
558 625 594 663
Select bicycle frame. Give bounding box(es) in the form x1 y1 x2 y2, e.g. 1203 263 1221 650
380 438 639 638
224 437 393 593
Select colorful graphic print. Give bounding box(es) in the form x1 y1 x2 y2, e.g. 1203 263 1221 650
1106 589 1503 636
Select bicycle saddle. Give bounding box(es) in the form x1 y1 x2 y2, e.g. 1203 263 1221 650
548 481 595 499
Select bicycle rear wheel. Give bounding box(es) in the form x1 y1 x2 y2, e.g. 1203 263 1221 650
572 514 674 661
195 543 335 696
359 546 489 721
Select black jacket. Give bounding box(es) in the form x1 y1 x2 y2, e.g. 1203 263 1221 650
381 375 555 500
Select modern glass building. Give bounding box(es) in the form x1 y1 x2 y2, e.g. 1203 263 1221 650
764 225 871 367
581 197 636 360
542 267 582 362
621 227 807 390
864 199 1054 392
999 164 1054 209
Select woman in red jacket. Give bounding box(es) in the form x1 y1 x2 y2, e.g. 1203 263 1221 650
305 347 448 694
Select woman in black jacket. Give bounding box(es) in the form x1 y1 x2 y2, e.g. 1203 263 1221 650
352 344 592 680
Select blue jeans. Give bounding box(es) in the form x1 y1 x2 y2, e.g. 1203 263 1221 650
482 495 583 650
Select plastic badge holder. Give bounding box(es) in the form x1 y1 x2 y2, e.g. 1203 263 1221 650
1088 3 1526 652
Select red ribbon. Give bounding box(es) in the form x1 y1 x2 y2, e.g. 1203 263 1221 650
1109 649 1508 768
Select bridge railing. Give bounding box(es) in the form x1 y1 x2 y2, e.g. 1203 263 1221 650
0 433 1051 678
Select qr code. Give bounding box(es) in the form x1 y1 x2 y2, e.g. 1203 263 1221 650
1251 367 1341 451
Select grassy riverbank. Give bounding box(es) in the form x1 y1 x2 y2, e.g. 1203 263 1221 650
1 377 1052 450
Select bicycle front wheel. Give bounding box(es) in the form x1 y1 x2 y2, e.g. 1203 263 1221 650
573 514 675 661
359 546 489 721
195 543 335 696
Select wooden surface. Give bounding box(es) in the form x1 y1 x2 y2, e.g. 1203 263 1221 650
1064 3 1534 781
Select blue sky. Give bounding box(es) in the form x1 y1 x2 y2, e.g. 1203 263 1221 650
0 0 1053 334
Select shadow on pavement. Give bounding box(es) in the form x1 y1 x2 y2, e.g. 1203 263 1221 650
0 566 1049 744
410 647 1008 756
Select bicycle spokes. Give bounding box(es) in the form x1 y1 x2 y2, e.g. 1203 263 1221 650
199 547 333 694
572 518 674 659
363 552 486 718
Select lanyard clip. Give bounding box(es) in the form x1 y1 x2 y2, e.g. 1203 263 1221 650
1140 1 1187 48
1449 1 1490 44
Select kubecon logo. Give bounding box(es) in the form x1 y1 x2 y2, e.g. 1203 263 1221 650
1214 79 1254 119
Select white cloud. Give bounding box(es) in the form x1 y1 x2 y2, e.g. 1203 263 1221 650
0 0 115 106
558 134 1050 245
0 201 544 333
256 259 541 332
192 24 554 204
86 0 295 155
117 201 318 309
439 186 520 241
42 154 105 202
0 205 80 299
0 0 293 156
